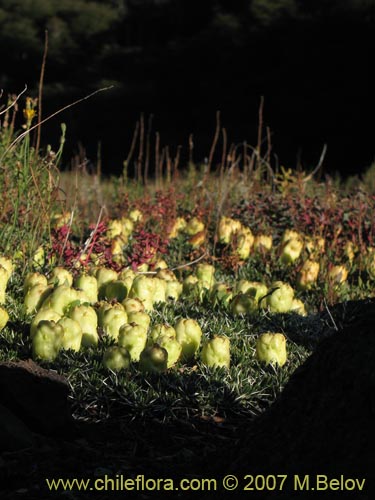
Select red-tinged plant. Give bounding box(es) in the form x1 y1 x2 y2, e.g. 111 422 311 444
113 192 130 217
50 220 122 271
50 224 79 268
134 188 182 235
128 229 168 270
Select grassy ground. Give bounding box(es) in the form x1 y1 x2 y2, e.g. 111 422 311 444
1 94 374 498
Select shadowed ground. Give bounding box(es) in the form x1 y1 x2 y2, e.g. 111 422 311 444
0 300 374 499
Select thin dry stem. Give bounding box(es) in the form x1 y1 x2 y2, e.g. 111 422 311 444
144 114 153 187
170 252 208 272
256 96 264 166
155 132 160 186
0 86 27 117
137 113 144 184
266 126 272 166
35 30 48 155
73 206 105 265
303 144 328 182
158 147 166 190
0 86 113 166
166 146 171 184
206 110 221 178
173 145 181 181
59 210 75 265
188 133 194 165
221 128 227 175
124 121 140 174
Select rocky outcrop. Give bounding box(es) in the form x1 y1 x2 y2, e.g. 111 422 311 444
0 403 34 452
229 302 375 498
0 359 71 442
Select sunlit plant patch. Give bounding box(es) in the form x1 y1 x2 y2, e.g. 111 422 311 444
1 91 375 425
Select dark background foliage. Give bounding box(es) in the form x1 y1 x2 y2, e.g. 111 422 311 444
0 0 374 176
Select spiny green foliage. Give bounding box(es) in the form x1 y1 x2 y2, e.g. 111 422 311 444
0 293 313 423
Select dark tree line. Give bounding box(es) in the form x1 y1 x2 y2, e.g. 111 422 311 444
1 0 373 92
0 0 374 174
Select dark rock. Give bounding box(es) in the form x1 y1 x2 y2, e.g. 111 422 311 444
0 403 34 452
319 297 375 331
0 359 71 435
228 305 375 498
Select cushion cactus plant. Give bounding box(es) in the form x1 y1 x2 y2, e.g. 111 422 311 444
32 320 64 361
118 323 148 361
127 311 151 330
139 344 168 373
267 281 295 313
39 285 80 316
230 292 258 315
47 267 73 287
30 308 62 339
256 333 287 367
297 260 320 290
23 272 48 295
0 306 9 331
58 317 83 352
23 283 53 315
158 335 182 368
0 265 10 304
129 275 155 311
175 318 202 361
101 307 128 340
201 335 230 369
74 273 98 303
103 346 131 371
68 304 98 347
149 323 176 345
